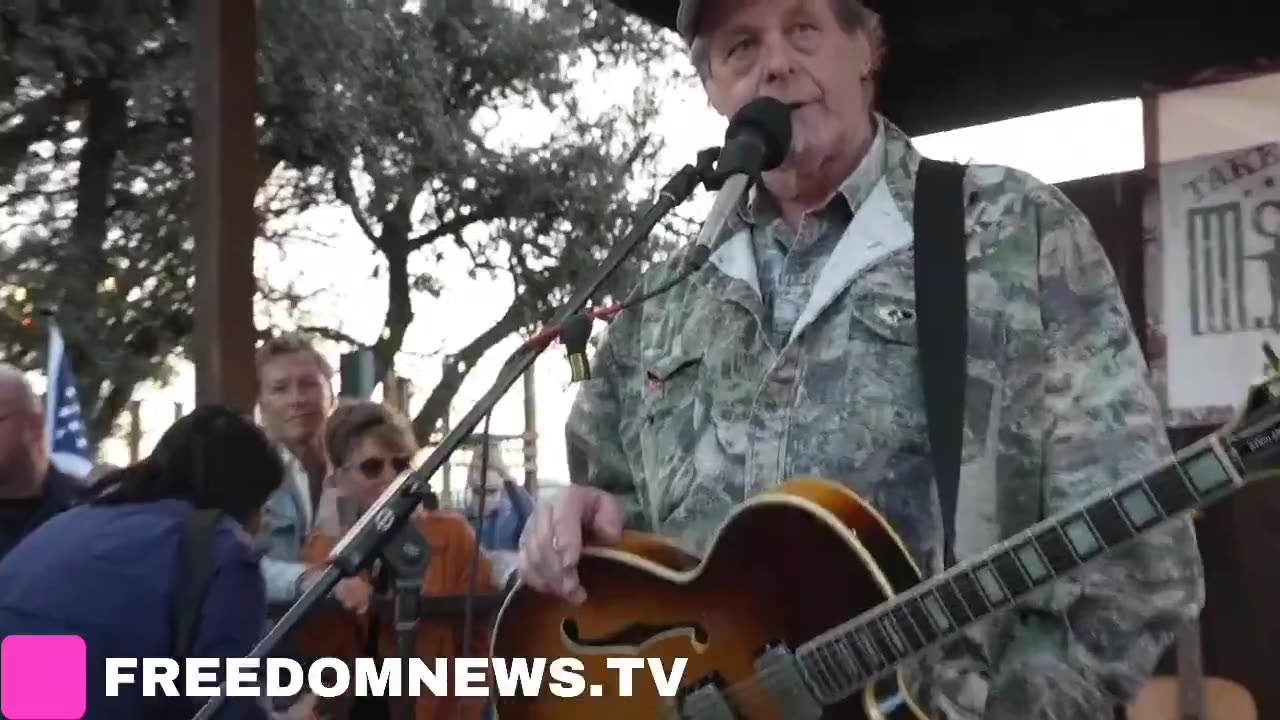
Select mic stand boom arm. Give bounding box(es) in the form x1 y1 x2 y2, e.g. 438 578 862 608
189 146 722 720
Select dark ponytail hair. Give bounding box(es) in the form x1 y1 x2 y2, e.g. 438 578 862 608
88 404 285 526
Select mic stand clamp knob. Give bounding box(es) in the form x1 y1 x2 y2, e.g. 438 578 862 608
382 524 434 720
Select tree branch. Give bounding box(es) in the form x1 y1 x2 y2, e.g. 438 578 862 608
410 299 526 444
294 324 365 348
0 92 66 185
332 163 380 247
408 208 490 250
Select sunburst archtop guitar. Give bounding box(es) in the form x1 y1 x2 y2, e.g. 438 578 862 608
490 349 1280 720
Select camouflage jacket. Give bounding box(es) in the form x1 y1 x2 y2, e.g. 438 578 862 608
564 118 1204 719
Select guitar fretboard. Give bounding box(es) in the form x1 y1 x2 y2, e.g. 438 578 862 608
793 408 1280 704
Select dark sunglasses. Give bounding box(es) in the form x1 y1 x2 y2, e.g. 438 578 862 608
355 456 411 479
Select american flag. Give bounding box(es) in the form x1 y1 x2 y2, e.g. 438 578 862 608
44 322 94 480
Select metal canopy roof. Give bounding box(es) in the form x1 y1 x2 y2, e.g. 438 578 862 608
611 0 1280 135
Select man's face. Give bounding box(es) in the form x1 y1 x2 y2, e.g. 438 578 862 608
699 0 872 177
0 382 43 486
256 352 333 447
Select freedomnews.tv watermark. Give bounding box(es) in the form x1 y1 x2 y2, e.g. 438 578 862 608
0 635 690 719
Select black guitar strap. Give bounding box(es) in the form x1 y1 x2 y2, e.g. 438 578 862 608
912 157 968 569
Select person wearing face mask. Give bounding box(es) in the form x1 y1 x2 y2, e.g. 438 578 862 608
294 400 496 720
465 441 535 554
515 1 1204 719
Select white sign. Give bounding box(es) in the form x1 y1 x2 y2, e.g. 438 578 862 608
1160 141 1280 412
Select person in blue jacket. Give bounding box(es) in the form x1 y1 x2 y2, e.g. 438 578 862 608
0 404 286 720
464 444 534 554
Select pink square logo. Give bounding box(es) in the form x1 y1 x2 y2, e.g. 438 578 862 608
1 635 87 719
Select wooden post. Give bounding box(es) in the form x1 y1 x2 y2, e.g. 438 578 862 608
523 366 538 493
383 372 411 414
192 0 259 415
440 356 452 498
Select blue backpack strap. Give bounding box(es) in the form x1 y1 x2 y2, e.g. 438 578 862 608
912 157 968 569
141 508 221 718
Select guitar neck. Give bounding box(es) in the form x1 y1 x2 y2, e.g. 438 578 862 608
795 404 1280 704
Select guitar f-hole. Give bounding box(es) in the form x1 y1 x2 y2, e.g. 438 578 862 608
560 617 710 656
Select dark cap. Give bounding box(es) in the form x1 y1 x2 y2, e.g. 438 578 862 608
674 0 881 44
675 0 703 43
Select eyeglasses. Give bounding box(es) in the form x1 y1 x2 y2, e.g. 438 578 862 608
354 456 411 479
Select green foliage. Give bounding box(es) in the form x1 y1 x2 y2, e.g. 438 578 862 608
0 0 197 439
0 0 684 444
247 0 688 441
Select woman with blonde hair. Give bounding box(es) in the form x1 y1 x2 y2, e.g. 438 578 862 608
293 399 497 720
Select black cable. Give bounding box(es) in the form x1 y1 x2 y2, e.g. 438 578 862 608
460 411 493 664
188 144 724 720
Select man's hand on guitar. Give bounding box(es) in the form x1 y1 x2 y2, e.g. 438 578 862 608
516 486 623 604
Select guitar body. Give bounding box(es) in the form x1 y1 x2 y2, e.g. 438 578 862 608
491 479 929 719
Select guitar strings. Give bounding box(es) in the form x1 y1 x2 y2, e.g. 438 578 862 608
623 455 1275 716
675 650 863 719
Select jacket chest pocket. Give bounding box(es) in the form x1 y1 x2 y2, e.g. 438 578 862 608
637 354 706 517
848 288 1002 464
848 291 924 404
640 354 703 443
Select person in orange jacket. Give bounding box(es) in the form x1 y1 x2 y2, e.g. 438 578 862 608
292 400 498 720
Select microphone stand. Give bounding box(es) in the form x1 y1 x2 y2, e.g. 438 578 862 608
189 145 723 720
380 521 432 720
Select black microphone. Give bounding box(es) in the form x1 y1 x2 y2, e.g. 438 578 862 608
681 97 792 274
711 96 793 181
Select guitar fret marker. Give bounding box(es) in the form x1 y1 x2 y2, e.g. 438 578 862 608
1181 450 1233 494
1118 486 1160 529
924 592 953 631
1062 515 1101 558
974 564 1007 604
1014 542 1050 581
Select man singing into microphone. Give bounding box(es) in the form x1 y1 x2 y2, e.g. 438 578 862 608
517 0 1204 718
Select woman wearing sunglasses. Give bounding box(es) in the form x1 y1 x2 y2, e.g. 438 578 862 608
291 399 497 720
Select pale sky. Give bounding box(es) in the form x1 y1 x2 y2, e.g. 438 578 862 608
77 52 1147 494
